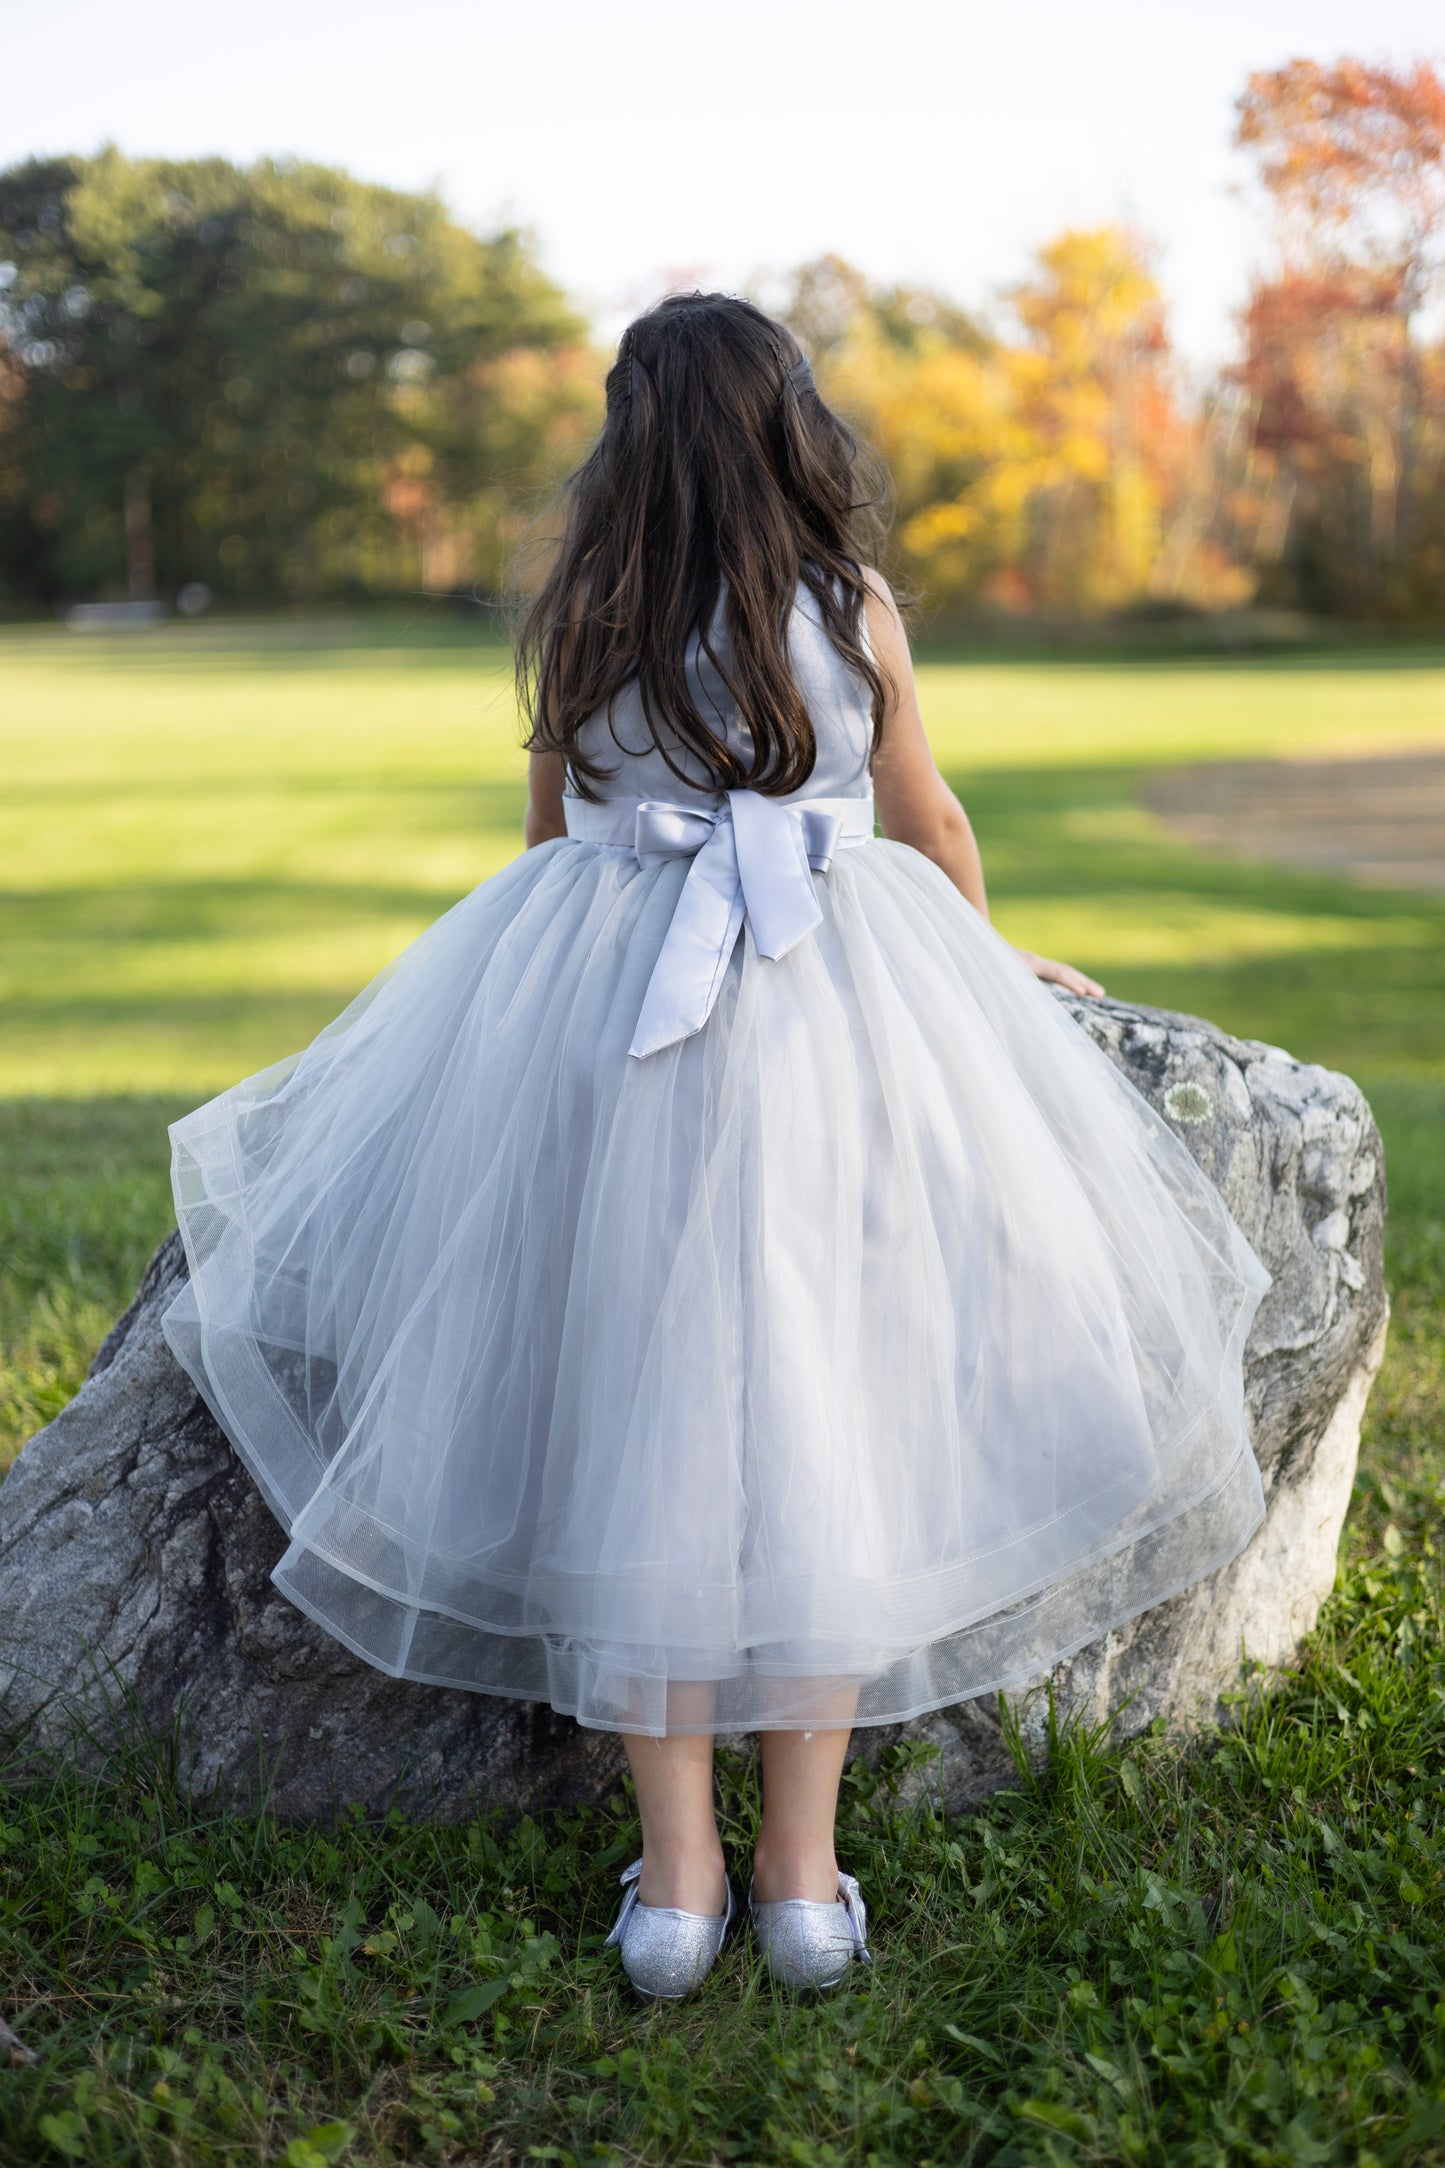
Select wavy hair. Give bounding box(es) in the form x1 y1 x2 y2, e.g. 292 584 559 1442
517 292 892 799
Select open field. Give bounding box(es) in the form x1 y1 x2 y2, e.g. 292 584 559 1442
3 618 1445 1099
2 618 1445 2164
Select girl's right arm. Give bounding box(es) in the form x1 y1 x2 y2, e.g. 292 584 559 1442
864 572 1103 998
525 748 568 848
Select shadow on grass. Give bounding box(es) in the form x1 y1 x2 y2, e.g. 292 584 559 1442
948 761 1445 1083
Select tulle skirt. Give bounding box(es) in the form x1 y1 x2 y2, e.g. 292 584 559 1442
163 835 1269 1735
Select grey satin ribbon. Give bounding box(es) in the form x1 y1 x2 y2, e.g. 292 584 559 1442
563 789 875 1058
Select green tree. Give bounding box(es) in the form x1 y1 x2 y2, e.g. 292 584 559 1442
0 149 589 604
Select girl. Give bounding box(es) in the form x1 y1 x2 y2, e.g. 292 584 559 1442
163 293 1269 1999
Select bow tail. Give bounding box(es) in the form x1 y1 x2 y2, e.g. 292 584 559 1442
729 789 823 960
628 822 747 1059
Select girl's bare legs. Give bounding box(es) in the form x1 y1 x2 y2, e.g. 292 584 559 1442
622 1684 727 1914
623 1687 857 1912
753 1720 855 1904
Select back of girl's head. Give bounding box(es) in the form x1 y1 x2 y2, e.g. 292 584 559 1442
518 291 891 798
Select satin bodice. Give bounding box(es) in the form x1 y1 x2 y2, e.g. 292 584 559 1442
571 581 874 806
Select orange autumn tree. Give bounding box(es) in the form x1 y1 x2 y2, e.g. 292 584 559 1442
802 258 1020 608
1234 58 1445 616
802 231 1218 618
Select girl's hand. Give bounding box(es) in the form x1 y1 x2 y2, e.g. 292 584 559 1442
1016 949 1105 999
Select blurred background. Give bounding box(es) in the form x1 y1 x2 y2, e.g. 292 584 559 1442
1 4 1443 1482
3 20 1445 624
3 1 1445 623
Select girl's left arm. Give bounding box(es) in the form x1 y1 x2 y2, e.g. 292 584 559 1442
865 572 1103 999
525 749 569 848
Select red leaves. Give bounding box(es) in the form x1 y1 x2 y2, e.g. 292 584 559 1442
1236 58 1445 286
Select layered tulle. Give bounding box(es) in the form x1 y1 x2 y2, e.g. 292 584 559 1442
164 836 1269 1735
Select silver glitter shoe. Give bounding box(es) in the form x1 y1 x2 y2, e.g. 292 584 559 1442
749 1870 871 1989
603 1858 736 2000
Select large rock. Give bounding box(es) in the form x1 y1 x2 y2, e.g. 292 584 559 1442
0 996 1387 1821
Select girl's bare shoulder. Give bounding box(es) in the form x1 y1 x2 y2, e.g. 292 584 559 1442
859 566 909 667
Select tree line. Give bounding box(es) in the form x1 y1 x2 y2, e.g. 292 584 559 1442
1 58 1442 623
0 151 595 608
806 59 1445 624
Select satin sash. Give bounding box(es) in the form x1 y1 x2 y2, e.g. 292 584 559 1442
563 789 876 1058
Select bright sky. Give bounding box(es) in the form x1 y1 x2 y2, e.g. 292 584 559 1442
5 0 1442 370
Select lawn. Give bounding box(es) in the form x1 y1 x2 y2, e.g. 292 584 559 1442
2 616 1444 2166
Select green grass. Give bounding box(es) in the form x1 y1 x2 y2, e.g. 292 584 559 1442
2 619 1444 2164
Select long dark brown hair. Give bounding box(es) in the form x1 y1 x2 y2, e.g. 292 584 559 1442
517 292 891 799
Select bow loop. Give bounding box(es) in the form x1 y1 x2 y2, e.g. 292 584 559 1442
603 1858 645 1949
837 1871 871 1962
798 804 843 876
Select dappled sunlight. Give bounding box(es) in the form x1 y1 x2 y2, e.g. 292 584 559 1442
1 635 532 1091
1 1015 347 1098
992 896 1438 972
15 919 444 1005
5 631 1445 1098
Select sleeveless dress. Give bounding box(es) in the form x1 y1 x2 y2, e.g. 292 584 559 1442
163 585 1269 1736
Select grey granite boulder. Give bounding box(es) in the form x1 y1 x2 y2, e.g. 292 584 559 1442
0 995 1387 1821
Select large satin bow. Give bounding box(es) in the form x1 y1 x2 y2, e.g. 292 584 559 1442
563 789 873 1058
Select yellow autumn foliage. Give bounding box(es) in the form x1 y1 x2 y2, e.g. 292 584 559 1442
808 227 1231 617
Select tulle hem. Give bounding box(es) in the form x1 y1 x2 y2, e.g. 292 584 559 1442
262 1445 1264 1735
165 1259 1265 1736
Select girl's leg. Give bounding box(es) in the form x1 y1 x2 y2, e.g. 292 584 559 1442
753 1723 854 1903
622 1684 727 1914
